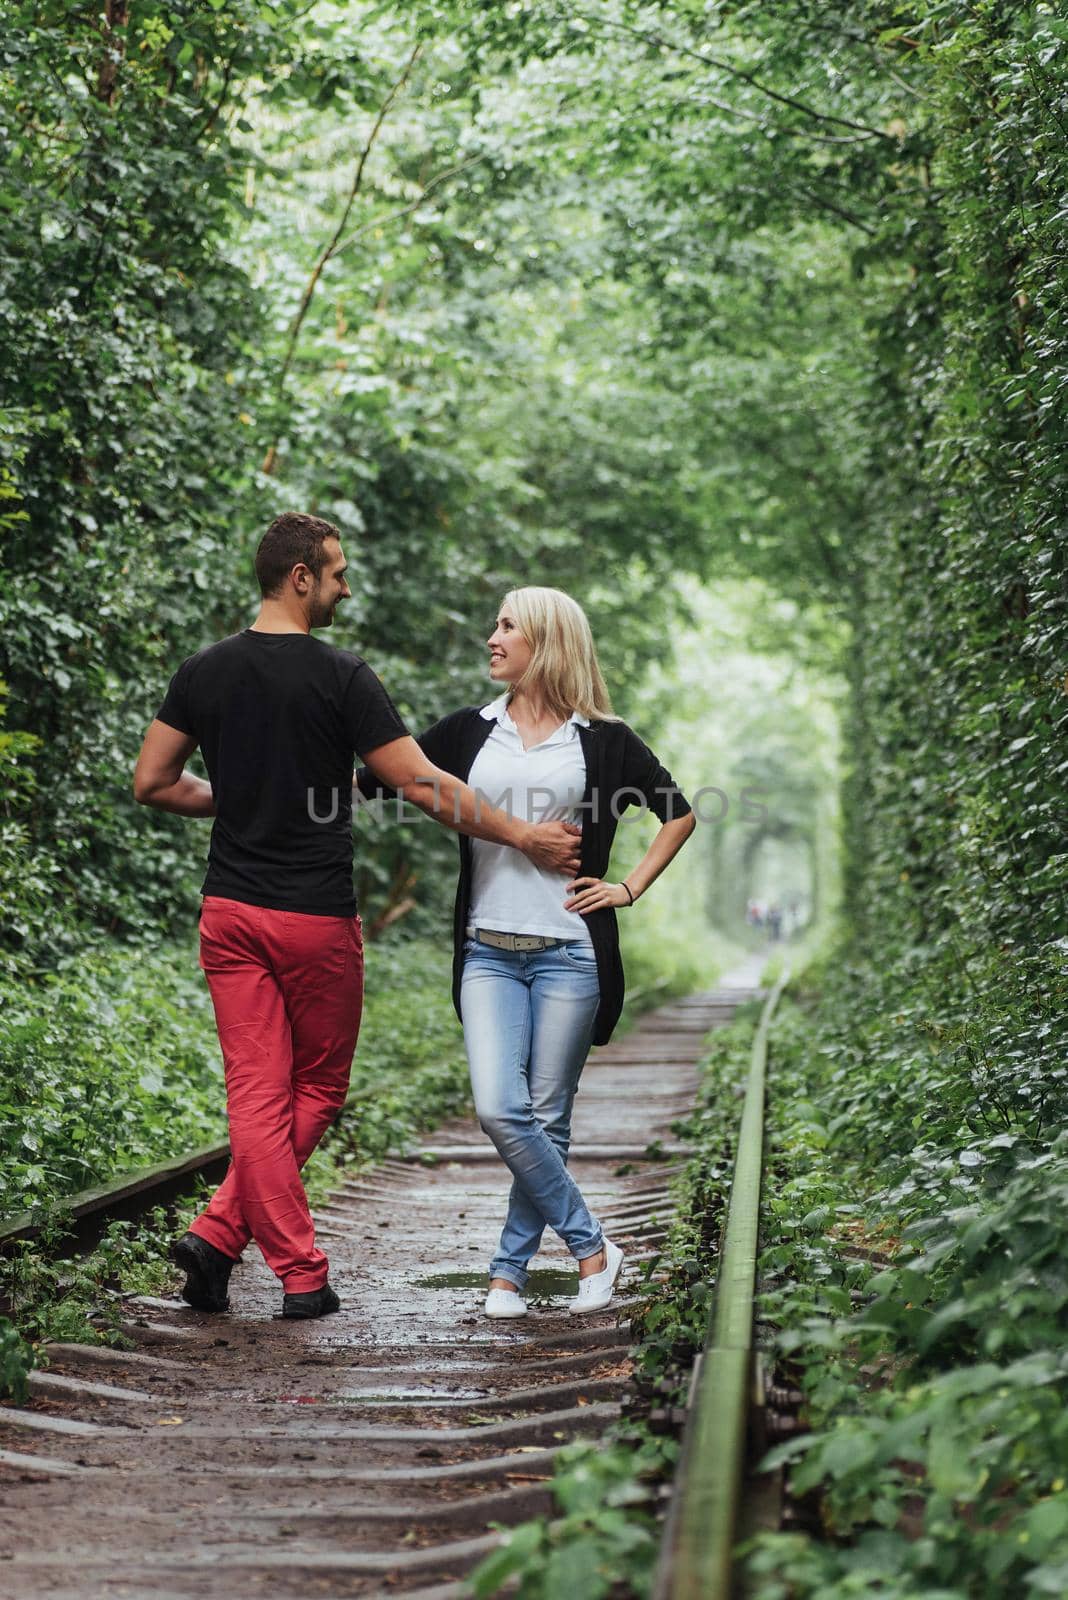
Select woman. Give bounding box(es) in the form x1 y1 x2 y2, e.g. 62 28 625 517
358 587 695 1317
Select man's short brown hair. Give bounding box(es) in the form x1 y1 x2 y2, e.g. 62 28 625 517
254 513 342 598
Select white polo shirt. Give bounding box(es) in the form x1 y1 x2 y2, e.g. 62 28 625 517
467 693 594 944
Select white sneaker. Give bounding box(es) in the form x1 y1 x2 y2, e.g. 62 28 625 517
484 1287 528 1319
568 1239 624 1314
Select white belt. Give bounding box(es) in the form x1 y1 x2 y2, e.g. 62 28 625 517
466 927 564 952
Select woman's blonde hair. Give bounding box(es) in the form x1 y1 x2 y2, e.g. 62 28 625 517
500 586 618 722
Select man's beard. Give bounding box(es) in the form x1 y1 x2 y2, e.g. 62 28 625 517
308 586 336 628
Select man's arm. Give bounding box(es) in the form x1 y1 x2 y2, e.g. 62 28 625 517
363 736 581 876
133 721 216 817
354 710 459 802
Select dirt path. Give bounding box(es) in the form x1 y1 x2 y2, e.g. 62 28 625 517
0 960 764 1599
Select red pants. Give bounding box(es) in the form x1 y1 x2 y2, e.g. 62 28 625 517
190 896 364 1292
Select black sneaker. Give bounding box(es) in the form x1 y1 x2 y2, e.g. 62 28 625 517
173 1232 236 1313
281 1283 341 1320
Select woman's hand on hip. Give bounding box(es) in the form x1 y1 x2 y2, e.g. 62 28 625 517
563 877 633 913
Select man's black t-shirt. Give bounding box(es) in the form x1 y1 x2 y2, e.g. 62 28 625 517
156 629 408 916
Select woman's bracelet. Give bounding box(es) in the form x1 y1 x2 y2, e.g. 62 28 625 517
621 882 634 906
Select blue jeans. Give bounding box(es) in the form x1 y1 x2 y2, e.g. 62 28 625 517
460 936 604 1289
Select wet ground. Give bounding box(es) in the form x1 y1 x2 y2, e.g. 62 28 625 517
0 960 764 1599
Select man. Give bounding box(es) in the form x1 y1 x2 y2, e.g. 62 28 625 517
133 512 580 1320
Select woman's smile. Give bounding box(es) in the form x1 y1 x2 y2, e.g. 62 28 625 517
487 607 532 681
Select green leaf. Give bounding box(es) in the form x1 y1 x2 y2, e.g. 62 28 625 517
543 1538 611 1600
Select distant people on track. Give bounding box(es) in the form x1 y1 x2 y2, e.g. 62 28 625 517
747 896 805 940
132 513 580 1320
357 587 696 1319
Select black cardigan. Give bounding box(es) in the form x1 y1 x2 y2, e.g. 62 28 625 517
356 709 692 1046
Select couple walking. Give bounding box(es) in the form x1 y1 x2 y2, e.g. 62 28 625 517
134 513 694 1321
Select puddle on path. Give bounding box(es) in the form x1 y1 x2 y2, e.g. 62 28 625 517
339 1385 491 1402
341 1359 496 1374
277 1383 492 1404
415 1269 579 1293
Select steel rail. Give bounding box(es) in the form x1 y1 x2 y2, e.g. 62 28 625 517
0 1079 387 1257
655 967 790 1600
0 1139 232 1256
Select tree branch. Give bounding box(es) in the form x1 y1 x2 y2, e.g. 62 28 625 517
332 153 488 259
194 55 236 144
49 65 93 141
572 10 899 143
793 183 877 237
691 85 893 145
96 0 129 106
263 41 422 474
367 863 418 939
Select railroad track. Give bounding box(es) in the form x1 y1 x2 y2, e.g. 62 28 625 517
0 953 775 1599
